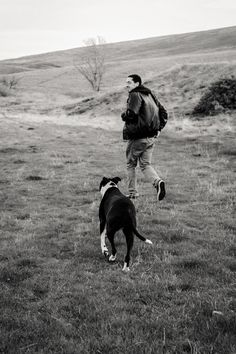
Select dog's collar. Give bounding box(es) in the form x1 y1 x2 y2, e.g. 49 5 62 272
100 182 118 198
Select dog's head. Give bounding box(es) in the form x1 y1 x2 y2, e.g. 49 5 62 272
99 176 121 197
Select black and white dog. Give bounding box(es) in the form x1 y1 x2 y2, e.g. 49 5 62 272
99 176 152 271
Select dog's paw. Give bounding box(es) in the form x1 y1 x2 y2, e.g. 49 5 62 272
102 246 109 256
103 250 109 258
145 239 153 245
109 254 116 262
122 264 130 272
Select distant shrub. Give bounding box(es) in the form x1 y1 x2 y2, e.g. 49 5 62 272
192 77 236 116
0 76 20 97
0 85 9 97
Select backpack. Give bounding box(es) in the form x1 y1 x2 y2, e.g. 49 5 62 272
149 91 168 131
157 100 168 131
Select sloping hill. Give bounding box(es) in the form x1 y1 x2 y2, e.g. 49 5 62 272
0 26 236 84
0 26 236 116
1 26 236 69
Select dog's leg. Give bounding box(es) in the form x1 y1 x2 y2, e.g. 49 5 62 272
122 228 134 272
109 254 117 262
122 262 130 272
107 230 117 262
100 223 109 257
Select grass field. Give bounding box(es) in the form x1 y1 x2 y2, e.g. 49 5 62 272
0 108 235 353
0 25 236 354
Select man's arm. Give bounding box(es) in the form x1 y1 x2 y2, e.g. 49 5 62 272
121 92 142 123
121 109 138 122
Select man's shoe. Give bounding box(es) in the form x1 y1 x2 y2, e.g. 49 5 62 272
126 193 139 200
156 180 166 201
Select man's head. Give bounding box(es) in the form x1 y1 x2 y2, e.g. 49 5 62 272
126 74 142 92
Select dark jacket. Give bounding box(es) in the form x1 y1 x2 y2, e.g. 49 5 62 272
122 85 160 140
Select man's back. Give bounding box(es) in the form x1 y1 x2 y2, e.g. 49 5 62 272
125 90 160 139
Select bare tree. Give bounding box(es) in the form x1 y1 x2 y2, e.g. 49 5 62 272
74 36 106 92
0 76 20 89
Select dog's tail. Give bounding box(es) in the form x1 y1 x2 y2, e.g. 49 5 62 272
132 227 153 245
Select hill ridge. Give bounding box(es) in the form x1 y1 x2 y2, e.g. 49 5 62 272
1 25 236 65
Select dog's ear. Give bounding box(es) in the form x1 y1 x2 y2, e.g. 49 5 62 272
99 177 109 190
112 177 121 185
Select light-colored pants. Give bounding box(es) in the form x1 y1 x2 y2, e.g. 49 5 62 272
126 137 161 195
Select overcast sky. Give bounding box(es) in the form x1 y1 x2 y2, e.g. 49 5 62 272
1 0 235 60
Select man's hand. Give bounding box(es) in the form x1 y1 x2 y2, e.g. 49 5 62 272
121 109 138 123
121 112 127 121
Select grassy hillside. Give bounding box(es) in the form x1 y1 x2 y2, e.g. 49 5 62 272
0 26 236 353
62 61 236 118
1 26 236 68
0 26 236 101
1 60 236 123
